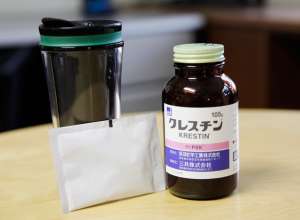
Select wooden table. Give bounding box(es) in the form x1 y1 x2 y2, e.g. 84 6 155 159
1 109 300 220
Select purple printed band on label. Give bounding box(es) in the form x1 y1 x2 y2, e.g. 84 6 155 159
166 147 229 172
165 139 229 152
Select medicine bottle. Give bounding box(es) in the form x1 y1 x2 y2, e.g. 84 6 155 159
162 43 239 199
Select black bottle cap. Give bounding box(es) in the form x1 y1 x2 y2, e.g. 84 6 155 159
39 17 122 36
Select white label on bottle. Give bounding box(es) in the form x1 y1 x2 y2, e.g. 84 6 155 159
164 103 239 179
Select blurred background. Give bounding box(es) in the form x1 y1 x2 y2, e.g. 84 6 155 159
1 0 300 132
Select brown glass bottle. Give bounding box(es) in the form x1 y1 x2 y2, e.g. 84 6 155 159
162 61 238 199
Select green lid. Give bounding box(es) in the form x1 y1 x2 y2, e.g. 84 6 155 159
173 43 225 63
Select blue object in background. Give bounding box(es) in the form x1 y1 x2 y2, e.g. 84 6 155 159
85 0 112 15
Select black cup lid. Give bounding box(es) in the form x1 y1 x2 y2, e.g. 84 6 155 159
39 17 122 36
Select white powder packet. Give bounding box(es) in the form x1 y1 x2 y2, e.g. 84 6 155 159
49 113 166 212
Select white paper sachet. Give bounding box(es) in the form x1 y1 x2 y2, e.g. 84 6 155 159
49 113 166 212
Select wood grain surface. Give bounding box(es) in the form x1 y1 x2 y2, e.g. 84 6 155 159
0 109 300 220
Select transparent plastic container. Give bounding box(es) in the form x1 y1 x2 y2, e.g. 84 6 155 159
39 18 124 127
